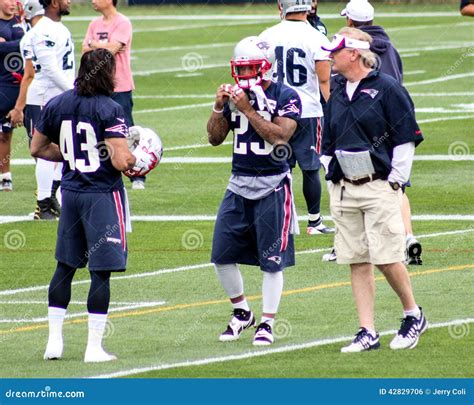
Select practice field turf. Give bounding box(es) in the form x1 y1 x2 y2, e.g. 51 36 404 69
0 3 473 379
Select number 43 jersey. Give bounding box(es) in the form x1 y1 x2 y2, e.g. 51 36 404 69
224 81 302 177
36 90 128 192
20 16 75 107
260 20 331 118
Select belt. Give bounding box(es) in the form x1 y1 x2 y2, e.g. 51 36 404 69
343 173 382 185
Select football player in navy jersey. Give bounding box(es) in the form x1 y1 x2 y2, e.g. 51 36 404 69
207 36 302 346
0 0 24 191
31 49 157 363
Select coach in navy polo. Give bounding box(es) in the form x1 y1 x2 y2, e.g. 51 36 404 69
320 28 427 353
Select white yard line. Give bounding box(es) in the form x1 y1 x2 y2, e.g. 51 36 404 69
405 72 474 87
1 214 474 226
133 21 269 34
88 317 474 378
416 108 474 114
132 43 234 54
399 43 473 53
62 13 461 23
418 115 474 124
0 301 166 323
411 92 474 97
0 300 165 305
404 70 425 75
134 64 227 76
166 141 231 152
387 21 471 32
134 102 212 114
9 154 474 167
134 94 214 99
0 228 472 297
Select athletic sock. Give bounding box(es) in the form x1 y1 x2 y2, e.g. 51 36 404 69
261 316 274 327
87 313 108 350
308 213 321 222
214 263 245 300
366 328 377 338
262 271 283 315
36 159 55 200
47 306 66 342
404 307 421 319
0 172 11 181
232 299 250 312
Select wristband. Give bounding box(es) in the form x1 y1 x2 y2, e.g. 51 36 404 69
212 106 224 114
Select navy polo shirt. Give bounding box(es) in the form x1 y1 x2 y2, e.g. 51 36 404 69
322 70 423 183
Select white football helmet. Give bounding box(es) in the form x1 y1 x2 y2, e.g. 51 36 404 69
279 0 311 18
230 36 275 89
126 126 163 177
24 0 44 20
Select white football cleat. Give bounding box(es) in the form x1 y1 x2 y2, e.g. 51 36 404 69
341 328 380 353
219 309 255 342
253 322 274 346
84 347 117 363
44 339 63 360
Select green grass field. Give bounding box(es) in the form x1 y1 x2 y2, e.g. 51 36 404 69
0 3 473 379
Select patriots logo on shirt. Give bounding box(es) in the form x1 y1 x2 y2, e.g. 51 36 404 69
105 122 128 137
278 101 300 116
38 39 55 48
360 89 379 99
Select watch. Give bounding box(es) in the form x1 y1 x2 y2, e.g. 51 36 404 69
389 181 400 191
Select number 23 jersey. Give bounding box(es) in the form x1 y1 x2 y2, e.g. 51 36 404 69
223 81 302 177
20 16 75 106
36 90 128 192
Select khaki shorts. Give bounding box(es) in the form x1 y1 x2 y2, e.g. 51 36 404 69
328 179 405 265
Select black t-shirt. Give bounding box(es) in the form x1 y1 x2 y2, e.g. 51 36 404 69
36 89 128 192
460 0 472 9
322 71 423 183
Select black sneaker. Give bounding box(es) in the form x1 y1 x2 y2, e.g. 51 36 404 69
50 180 61 215
34 198 60 221
307 217 335 235
390 307 428 350
253 322 274 346
1 178 12 191
406 237 423 265
219 308 255 342
341 327 380 353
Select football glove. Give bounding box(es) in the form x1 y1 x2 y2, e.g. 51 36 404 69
125 144 158 177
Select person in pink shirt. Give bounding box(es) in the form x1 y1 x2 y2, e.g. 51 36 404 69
82 0 146 189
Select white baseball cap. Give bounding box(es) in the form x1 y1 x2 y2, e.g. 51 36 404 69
321 34 371 52
341 0 375 22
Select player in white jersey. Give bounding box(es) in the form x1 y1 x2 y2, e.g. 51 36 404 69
260 0 334 235
12 0 74 220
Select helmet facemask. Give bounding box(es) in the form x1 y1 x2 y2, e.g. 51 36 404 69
230 58 272 89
